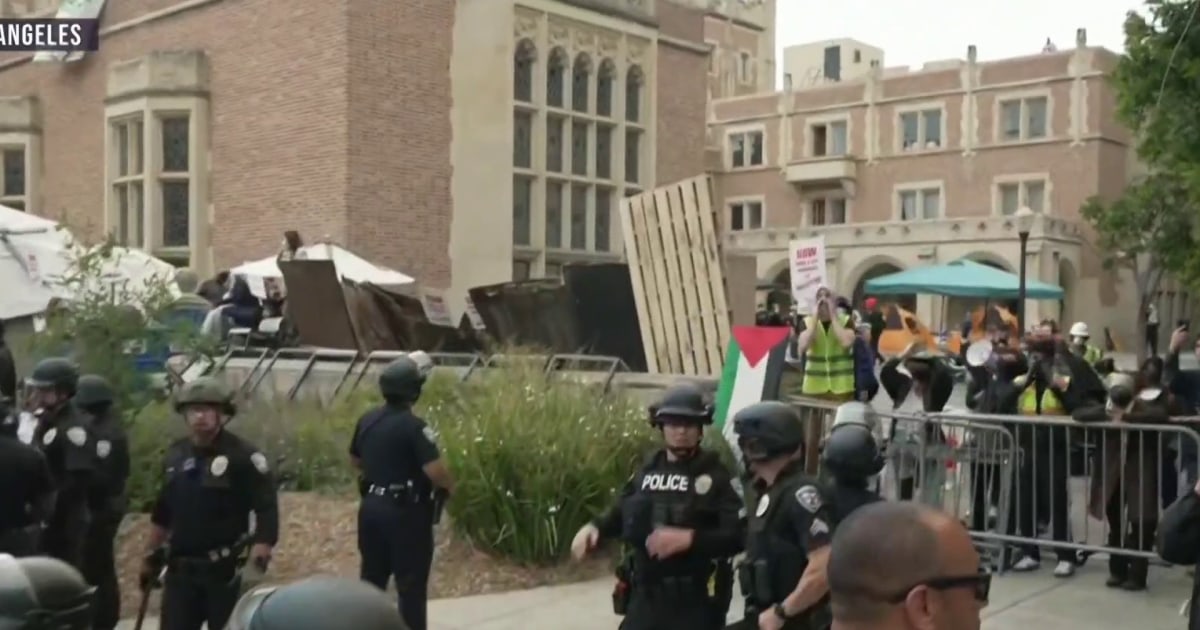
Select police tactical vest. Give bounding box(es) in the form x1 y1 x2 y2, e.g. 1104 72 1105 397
621 451 725 578
802 315 855 396
745 472 810 608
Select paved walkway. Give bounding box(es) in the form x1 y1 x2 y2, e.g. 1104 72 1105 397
117 562 1192 629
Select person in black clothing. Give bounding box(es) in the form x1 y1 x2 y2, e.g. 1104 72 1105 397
0 399 55 557
0 319 15 402
350 356 454 630
732 401 834 630
141 377 279 630
1167 325 1200 491
821 402 885 516
26 358 95 570
74 375 129 630
571 383 743 630
197 270 230 306
879 344 955 501
1160 476 1200 630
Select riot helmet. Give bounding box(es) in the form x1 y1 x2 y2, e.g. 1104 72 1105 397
173 377 236 416
226 576 409 630
378 356 425 405
26 358 78 414
73 374 114 413
0 554 95 629
733 401 805 463
821 423 884 481
829 401 881 439
649 383 712 459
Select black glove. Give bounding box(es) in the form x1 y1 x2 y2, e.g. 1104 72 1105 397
139 548 166 591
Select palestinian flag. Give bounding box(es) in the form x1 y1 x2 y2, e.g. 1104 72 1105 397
713 326 792 469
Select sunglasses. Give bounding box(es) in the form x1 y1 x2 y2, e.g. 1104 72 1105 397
884 569 991 605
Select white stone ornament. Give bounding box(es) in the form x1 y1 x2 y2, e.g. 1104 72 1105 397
250 452 269 474
42 428 57 445
796 486 822 513
422 426 438 443
66 427 86 446
694 474 712 495
755 494 770 517
96 440 111 458
211 455 229 477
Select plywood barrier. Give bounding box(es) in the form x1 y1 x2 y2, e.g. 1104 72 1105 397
618 175 730 375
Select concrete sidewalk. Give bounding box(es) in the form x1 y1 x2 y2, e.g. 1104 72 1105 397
118 562 1193 629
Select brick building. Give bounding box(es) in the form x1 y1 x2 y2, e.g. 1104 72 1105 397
0 0 772 314
710 31 1194 347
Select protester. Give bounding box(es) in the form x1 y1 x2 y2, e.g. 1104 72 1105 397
1167 325 1200 492
828 502 987 630
1147 303 1160 357
197 270 230 306
864 298 886 364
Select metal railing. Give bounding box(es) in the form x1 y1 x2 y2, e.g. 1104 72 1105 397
789 396 1200 570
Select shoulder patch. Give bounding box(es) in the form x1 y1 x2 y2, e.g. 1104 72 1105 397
42 428 57 445
422 426 438 443
694 474 712 495
250 452 269 474
795 485 822 513
755 494 771 517
96 440 111 458
810 518 829 536
66 426 87 446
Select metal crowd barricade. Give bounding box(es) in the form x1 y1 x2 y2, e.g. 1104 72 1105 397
925 410 1200 565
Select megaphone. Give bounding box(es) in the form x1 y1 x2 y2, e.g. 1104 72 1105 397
966 339 993 367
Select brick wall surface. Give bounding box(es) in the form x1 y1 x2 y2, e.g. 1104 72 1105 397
654 1 707 186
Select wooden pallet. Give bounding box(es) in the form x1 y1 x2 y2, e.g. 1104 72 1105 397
618 175 730 375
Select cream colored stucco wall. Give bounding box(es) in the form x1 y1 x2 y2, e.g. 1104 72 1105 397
782 39 884 88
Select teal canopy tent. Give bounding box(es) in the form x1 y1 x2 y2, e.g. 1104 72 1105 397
863 259 1063 299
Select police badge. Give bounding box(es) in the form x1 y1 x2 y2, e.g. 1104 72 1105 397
96 440 111 458
211 455 229 476
694 474 712 495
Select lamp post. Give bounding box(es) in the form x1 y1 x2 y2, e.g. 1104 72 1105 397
1014 206 1036 333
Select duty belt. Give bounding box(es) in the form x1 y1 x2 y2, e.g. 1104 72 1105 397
633 574 707 600
366 483 427 503
168 538 250 575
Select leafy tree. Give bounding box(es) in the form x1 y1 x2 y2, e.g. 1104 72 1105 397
1115 1 1200 185
1081 173 1198 357
29 237 215 415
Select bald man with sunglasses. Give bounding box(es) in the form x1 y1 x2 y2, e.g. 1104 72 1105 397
827 502 988 630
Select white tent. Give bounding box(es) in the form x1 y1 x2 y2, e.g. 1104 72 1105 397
230 243 415 299
0 205 179 320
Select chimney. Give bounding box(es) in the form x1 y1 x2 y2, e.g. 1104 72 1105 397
967 45 976 63
1076 28 1087 48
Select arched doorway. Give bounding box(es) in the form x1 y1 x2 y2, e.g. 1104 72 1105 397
854 263 915 313
1058 258 1077 326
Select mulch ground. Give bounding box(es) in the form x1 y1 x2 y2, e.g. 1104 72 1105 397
115 492 615 617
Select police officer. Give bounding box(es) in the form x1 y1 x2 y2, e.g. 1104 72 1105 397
350 355 454 630
74 374 129 630
733 401 835 630
820 403 885 516
141 376 279 630
570 383 743 630
0 398 55 557
26 357 95 570
0 554 96 629
227 576 411 630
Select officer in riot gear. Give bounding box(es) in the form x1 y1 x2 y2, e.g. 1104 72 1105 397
142 376 279 630
0 554 96 629
227 576 411 630
351 355 455 630
74 374 129 630
571 382 742 630
0 397 55 557
820 403 885 517
26 357 94 570
732 401 834 630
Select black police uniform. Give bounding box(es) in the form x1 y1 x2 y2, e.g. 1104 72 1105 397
594 448 743 630
227 576 411 630
151 429 280 630
0 554 96 629
351 358 440 630
76 376 130 630
0 409 55 557
32 403 96 570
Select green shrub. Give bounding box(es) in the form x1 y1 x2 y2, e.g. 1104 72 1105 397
125 365 658 565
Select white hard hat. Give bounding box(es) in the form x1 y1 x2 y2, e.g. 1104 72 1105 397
1069 322 1089 338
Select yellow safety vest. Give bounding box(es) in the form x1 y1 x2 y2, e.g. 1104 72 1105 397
1083 345 1103 364
1019 386 1065 415
801 314 855 396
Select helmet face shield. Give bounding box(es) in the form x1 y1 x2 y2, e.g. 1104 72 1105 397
226 585 278 630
